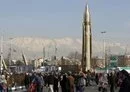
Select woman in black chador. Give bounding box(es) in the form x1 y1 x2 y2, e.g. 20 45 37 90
60 74 70 92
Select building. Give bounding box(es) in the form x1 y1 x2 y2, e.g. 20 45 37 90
91 57 105 69
32 58 43 68
118 55 130 67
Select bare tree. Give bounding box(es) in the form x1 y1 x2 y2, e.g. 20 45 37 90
67 51 82 60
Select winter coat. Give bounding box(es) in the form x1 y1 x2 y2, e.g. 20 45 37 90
119 78 130 92
68 75 75 92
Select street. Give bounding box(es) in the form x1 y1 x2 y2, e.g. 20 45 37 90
14 86 119 92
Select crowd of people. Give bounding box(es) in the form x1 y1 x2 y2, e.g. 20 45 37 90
24 71 86 92
0 69 130 92
23 69 130 92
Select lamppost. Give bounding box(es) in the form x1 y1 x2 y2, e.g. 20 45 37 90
53 40 57 59
42 43 45 61
9 38 13 66
0 36 3 74
101 31 107 73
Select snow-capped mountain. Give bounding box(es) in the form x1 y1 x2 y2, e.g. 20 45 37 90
2 37 129 59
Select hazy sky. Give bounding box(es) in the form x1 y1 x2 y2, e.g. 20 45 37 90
0 0 130 42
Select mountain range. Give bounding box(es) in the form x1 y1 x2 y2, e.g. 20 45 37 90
2 37 129 60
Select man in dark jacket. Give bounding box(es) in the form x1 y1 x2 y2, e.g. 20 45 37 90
109 71 116 92
53 74 59 92
24 73 30 90
48 73 54 92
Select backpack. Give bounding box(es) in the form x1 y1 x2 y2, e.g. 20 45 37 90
77 77 86 86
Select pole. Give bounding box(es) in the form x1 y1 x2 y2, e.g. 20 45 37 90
103 37 106 67
54 43 57 60
48 47 49 58
9 38 13 66
101 31 107 72
43 47 45 59
0 36 3 74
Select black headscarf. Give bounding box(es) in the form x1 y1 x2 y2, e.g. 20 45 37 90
121 69 130 79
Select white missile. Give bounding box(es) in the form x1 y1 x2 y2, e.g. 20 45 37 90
82 2 92 71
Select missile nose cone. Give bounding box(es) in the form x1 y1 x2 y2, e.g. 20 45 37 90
83 2 91 24
85 4 90 16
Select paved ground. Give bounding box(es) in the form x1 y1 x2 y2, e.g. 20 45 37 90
13 86 119 92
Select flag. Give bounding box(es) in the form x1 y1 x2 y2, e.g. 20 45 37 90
22 52 28 65
2 59 7 70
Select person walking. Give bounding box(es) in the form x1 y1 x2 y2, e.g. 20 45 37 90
60 74 70 92
0 75 7 92
98 73 108 92
68 72 75 92
48 73 54 92
53 74 59 92
109 71 116 92
95 73 99 85
76 72 86 92
24 73 30 90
